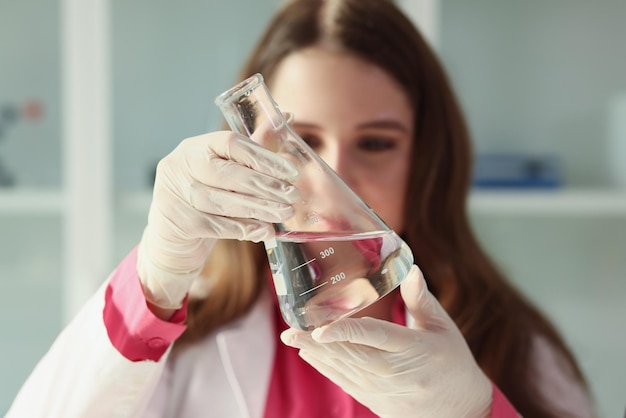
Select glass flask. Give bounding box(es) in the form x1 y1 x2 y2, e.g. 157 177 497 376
215 73 414 331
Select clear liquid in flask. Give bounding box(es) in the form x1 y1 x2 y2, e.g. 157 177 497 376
266 230 413 330
216 74 416 330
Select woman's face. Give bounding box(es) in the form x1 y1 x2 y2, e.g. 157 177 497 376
269 47 414 233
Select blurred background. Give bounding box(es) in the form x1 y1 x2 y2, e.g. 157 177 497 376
1 0 625 416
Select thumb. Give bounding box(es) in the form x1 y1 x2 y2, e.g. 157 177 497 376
400 265 450 330
283 111 294 125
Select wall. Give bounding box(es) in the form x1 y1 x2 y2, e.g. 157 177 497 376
0 0 281 413
439 1 626 416
440 0 626 186
112 0 283 192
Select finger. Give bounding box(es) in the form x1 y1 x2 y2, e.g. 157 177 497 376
283 112 294 125
297 350 388 403
207 132 298 181
297 349 366 392
192 157 300 205
196 214 275 242
280 328 309 347
311 317 416 352
189 182 295 223
250 113 290 151
400 264 450 330
282 329 363 362
283 328 402 380
153 201 275 242
281 329 371 369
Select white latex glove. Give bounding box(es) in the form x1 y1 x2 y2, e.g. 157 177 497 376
138 130 299 309
280 265 493 418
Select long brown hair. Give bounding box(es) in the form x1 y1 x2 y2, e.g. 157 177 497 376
177 0 591 416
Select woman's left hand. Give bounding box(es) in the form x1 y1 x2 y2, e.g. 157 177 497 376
280 265 493 418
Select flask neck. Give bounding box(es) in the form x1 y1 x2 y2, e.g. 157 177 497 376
215 73 284 137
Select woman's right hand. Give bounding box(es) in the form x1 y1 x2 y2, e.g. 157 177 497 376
137 131 300 310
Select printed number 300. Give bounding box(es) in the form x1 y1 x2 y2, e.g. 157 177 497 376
319 247 334 259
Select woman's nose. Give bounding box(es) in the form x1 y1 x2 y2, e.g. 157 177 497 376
319 146 356 188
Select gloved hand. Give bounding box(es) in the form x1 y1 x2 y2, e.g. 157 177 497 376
280 265 493 418
138 130 300 309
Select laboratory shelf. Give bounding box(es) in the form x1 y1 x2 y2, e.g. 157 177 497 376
116 190 152 215
115 189 626 218
0 189 65 215
4 189 619 219
469 189 626 216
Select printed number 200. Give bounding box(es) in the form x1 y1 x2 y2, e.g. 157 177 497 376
331 272 346 284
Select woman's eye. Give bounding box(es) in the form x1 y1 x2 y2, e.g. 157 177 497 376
359 138 396 152
300 134 321 150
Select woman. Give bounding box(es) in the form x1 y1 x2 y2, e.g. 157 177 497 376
7 0 594 417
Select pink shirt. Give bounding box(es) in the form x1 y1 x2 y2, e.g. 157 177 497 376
102 247 187 361
103 247 518 417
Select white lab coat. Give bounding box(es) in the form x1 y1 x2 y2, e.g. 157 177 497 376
6 275 278 418
6 273 594 418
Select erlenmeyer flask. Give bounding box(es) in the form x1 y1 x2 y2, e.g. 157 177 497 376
215 73 414 331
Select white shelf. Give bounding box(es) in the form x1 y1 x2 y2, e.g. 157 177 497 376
3 189 626 217
116 190 152 215
469 189 626 216
0 189 65 215
114 189 626 217
0 189 149 216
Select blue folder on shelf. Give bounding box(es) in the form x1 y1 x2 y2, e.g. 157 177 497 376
472 154 563 189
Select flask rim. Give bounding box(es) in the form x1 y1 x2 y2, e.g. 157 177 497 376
214 73 265 107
